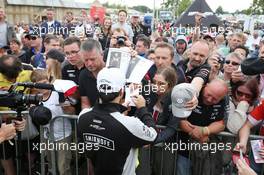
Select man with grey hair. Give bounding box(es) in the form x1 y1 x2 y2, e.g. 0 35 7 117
0 7 16 46
79 38 105 109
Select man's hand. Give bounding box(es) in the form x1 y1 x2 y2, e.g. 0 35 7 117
234 142 247 154
0 123 16 142
199 135 209 143
131 95 146 109
184 95 198 110
237 159 257 175
125 38 133 48
0 86 9 91
195 14 203 26
14 118 26 132
129 48 138 57
189 126 203 140
231 70 245 83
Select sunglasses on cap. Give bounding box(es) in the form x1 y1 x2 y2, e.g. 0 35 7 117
225 60 240 66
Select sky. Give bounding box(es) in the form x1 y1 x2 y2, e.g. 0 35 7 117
77 0 253 13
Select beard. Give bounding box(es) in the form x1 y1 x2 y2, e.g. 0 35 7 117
190 60 202 68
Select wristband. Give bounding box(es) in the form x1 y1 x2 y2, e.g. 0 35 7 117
200 127 203 135
205 127 210 136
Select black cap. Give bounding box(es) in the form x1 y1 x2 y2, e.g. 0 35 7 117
241 58 264 75
46 49 65 63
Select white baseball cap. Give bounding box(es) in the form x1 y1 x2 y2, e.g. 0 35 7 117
171 83 196 118
97 68 126 94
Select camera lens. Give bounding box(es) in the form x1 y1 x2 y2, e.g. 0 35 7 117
117 36 126 46
24 94 43 105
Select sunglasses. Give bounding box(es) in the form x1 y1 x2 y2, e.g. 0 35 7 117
236 90 252 99
225 60 240 66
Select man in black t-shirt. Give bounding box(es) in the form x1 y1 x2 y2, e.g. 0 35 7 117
62 37 84 84
62 37 84 114
177 40 211 96
79 39 105 109
176 79 229 175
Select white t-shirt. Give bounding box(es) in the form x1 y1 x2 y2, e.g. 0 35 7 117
0 22 7 46
246 36 261 51
42 91 72 141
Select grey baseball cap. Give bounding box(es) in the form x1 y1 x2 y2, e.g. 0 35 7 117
171 83 196 118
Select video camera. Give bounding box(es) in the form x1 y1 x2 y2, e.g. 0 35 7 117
0 82 54 110
0 82 56 125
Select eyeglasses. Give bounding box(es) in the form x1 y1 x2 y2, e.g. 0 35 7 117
225 60 240 66
236 90 252 99
65 50 80 57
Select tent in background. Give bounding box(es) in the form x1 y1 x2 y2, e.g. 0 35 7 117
174 0 222 28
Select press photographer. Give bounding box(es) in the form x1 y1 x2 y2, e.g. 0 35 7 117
103 27 136 62
0 54 29 175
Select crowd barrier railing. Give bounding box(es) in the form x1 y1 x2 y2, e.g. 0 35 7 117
0 111 264 175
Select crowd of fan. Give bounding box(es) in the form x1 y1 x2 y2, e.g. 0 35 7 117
0 5 264 175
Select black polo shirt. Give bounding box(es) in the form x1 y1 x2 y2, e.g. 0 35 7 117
79 69 99 107
178 93 230 157
62 64 85 85
177 59 211 84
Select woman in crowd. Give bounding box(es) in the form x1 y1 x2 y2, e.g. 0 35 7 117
45 48 65 83
227 77 260 134
9 38 28 64
222 78 259 174
146 66 178 175
97 17 112 50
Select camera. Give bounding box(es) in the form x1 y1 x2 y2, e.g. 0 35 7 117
116 36 127 46
0 90 42 109
217 55 225 64
0 82 54 110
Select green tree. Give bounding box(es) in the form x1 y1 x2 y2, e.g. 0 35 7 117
163 0 192 17
240 8 252 15
250 0 264 14
215 6 224 14
177 0 192 16
133 5 153 13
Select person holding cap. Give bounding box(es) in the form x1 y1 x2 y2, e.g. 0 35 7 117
45 48 65 82
77 67 178 175
174 79 229 175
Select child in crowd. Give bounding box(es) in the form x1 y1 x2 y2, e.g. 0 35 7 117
30 69 72 175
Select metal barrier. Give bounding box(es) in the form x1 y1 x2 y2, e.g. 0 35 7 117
0 111 264 175
46 114 79 175
0 111 36 175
